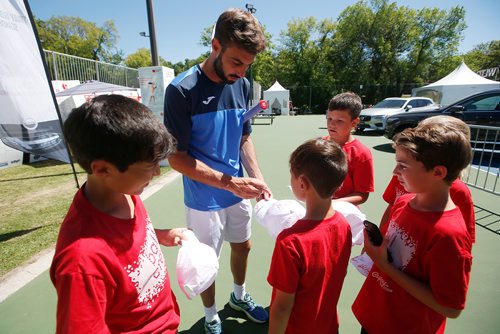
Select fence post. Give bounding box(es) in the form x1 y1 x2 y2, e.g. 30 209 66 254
51 51 59 80
95 62 100 81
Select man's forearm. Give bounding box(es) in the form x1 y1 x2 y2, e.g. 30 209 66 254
240 135 263 180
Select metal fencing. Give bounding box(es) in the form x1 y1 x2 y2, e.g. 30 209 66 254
43 50 139 88
465 124 499 195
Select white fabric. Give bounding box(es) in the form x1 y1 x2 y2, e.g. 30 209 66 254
412 61 500 105
254 199 305 239
263 81 290 115
254 198 366 245
331 201 366 245
350 252 373 277
185 199 252 256
176 230 219 300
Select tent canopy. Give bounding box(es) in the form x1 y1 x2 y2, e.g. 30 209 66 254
412 61 500 105
263 81 290 115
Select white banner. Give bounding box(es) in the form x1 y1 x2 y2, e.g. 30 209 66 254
0 0 70 163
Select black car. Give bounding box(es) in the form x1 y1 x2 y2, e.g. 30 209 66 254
384 89 500 140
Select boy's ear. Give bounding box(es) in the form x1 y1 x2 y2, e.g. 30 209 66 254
90 160 115 177
433 165 448 181
298 175 310 190
351 117 360 127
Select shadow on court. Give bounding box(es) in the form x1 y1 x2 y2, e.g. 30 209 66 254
179 303 269 334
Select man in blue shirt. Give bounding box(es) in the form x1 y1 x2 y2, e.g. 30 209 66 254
164 8 271 334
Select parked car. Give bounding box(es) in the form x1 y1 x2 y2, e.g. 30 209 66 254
357 97 437 132
384 89 500 141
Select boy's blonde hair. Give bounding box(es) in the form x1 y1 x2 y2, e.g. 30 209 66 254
419 115 471 140
393 117 472 184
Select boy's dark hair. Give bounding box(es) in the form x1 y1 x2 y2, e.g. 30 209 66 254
393 122 472 184
214 8 266 55
289 138 347 198
64 95 176 174
328 92 363 119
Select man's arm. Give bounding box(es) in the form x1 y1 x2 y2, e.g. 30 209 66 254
168 151 267 199
240 134 272 199
268 289 295 334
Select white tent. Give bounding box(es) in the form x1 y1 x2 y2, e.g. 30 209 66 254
412 61 500 105
263 81 290 115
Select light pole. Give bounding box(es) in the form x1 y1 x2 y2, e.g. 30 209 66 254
245 4 256 104
145 0 159 66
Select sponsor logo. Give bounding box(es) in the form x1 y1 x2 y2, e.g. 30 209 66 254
372 271 393 292
202 96 215 105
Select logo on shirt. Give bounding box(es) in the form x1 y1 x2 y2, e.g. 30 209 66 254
202 96 215 105
124 217 166 309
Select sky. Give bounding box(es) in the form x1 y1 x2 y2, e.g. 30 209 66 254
29 0 499 64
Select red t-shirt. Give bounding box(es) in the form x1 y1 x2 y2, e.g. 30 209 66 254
323 137 374 199
352 194 473 334
267 212 352 334
50 186 180 334
383 175 475 243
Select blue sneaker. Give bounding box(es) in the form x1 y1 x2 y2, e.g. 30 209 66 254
204 319 222 334
228 292 269 323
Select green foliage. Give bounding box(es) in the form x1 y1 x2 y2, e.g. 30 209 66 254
35 16 123 64
124 48 153 68
463 40 500 72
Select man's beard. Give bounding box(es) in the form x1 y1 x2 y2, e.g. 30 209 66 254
213 53 237 84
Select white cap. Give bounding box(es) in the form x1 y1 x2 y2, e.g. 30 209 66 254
254 199 306 239
331 201 366 245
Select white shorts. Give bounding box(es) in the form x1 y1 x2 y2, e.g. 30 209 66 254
185 199 252 257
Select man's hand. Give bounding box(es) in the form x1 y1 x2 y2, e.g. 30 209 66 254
223 175 271 199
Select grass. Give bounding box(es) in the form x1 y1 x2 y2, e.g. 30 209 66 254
0 160 170 278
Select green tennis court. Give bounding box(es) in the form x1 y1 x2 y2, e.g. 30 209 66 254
1 115 499 333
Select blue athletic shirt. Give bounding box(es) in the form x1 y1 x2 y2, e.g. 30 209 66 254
164 64 252 211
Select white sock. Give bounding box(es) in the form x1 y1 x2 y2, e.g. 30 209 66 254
233 283 246 300
204 304 219 323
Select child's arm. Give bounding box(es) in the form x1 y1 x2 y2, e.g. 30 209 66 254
379 204 392 231
155 228 188 246
334 192 369 206
269 289 295 334
363 230 462 318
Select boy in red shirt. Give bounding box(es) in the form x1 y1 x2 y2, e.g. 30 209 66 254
50 95 186 333
324 92 374 205
353 120 473 333
267 138 352 334
380 116 475 243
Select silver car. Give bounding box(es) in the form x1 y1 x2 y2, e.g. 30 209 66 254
357 97 437 132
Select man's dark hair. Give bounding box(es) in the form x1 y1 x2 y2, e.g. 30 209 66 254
214 8 266 54
64 95 176 173
328 92 363 119
289 138 347 198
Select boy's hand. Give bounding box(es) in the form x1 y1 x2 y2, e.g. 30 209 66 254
155 228 189 247
363 229 391 270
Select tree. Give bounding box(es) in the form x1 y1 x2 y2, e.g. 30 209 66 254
328 0 466 102
124 48 153 68
463 40 500 72
273 17 336 113
35 16 123 64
